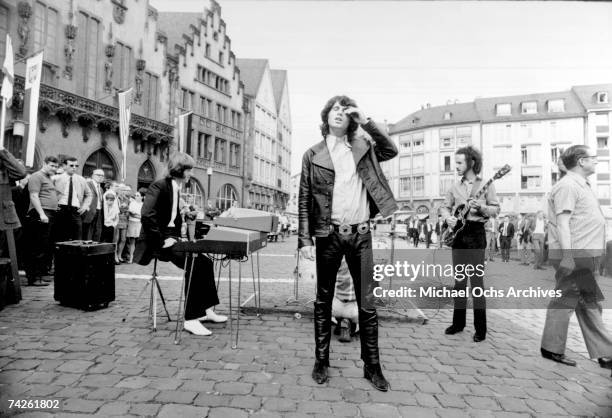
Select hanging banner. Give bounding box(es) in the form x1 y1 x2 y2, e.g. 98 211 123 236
23 51 43 167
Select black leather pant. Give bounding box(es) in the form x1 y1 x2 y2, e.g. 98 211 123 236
451 221 487 335
314 230 380 365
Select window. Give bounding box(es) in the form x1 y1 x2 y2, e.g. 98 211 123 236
34 2 59 64
492 145 512 168
597 92 609 104
521 175 542 189
413 176 424 196
181 89 193 111
551 145 564 163
521 101 537 114
205 43 211 57
441 154 452 172
456 126 472 146
547 99 565 113
412 139 423 153
75 12 101 97
496 103 511 116
520 123 535 141
182 179 205 209
219 52 224 64
597 137 609 149
214 138 226 163
142 72 159 119
413 154 424 172
200 96 208 116
399 177 411 196
443 112 452 120
113 41 132 91
521 144 541 166
230 143 240 167
216 184 238 211
439 128 454 149
399 156 411 172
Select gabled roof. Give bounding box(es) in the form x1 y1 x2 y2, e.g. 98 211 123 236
571 84 612 111
236 59 268 97
157 12 201 54
390 102 479 134
474 90 585 123
270 70 287 113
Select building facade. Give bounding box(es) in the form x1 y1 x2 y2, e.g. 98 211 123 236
0 0 256 211
389 84 612 217
158 0 245 211
238 59 291 211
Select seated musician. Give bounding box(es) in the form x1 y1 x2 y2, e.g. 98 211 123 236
133 152 227 336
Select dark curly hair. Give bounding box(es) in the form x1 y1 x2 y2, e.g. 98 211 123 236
320 95 359 139
455 146 483 175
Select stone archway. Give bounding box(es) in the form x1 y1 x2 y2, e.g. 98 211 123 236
83 148 118 181
182 178 205 210
137 160 156 190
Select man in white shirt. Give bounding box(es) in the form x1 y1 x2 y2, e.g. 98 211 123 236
83 169 105 241
531 210 546 270
53 156 92 242
299 95 398 391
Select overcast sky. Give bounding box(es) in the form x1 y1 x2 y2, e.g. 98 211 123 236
151 0 612 175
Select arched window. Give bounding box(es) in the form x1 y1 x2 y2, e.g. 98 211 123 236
83 149 117 180
216 183 237 211
182 178 205 210
137 160 156 190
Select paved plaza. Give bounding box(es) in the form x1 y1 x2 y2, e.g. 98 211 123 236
0 235 611 417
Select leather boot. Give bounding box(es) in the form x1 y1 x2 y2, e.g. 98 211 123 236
358 307 380 365
314 300 333 362
364 363 389 391
312 359 329 384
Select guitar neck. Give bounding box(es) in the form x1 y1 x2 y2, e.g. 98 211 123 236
459 178 494 218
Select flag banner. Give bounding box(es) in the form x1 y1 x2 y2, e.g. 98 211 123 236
1 34 14 108
176 111 193 153
24 51 43 167
118 88 133 180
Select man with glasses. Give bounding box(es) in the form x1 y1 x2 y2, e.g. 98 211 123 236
83 169 106 241
541 145 612 373
25 156 59 286
53 157 92 242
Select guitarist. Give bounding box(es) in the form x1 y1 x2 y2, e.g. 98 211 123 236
440 146 500 342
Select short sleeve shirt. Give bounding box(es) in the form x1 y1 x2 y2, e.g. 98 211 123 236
28 170 59 211
547 171 606 259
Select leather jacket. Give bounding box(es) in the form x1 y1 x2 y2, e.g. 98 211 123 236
298 120 398 248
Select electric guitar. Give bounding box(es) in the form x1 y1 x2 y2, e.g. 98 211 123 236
441 164 512 248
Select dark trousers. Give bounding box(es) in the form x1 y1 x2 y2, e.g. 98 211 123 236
451 221 487 336
25 209 56 279
101 226 115 244
56 205 82 242
83 209 103 241
500 236 512 261
159 244 219 321
314 230 379 365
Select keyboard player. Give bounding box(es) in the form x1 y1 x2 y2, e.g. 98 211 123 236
133 152 227 336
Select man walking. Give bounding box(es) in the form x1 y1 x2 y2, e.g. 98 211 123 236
441 146 500 342
299 95 397 391
53 157 91 242
435 214 446 248
540 145 612 371
25 156 59 286
499 215 514 262
82 169 105 241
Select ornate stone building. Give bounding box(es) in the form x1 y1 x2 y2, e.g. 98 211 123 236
0 0 247 211
1 0 175 191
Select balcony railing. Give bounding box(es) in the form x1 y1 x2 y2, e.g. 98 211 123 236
12 75 173 142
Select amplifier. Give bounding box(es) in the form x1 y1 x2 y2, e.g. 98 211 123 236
54 240 115 310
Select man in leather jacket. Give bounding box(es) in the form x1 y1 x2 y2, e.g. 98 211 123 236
298 95 398 391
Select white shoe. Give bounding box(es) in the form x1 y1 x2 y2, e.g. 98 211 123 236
184 320 212 336
199 310 228 323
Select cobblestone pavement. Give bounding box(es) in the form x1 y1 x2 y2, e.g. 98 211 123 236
1 235 611 417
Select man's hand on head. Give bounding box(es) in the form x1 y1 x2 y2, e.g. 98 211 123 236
343 106 368 125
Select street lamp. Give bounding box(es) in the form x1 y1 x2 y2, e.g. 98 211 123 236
207 167 213 204
12 120 26 137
